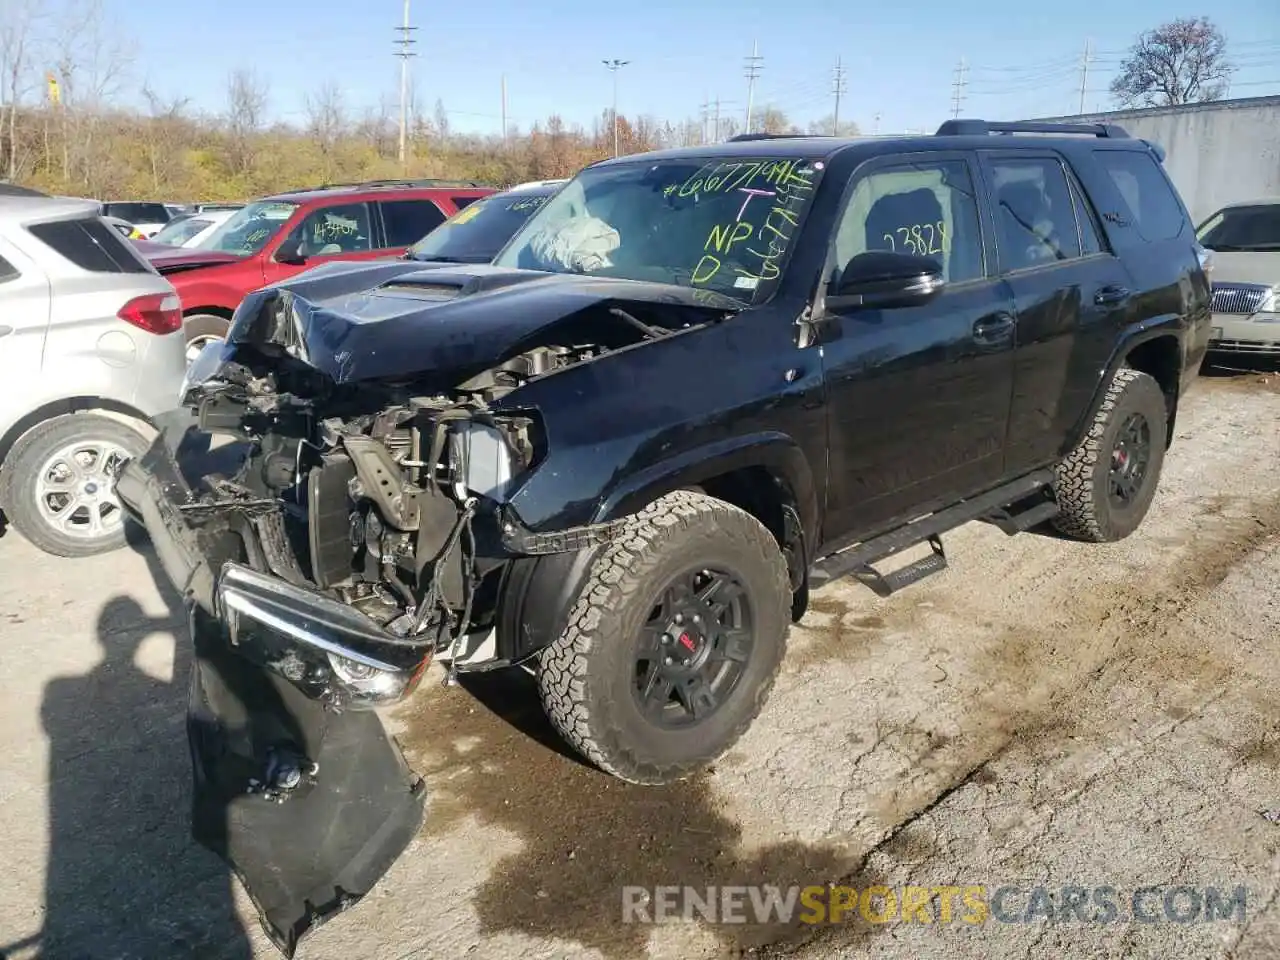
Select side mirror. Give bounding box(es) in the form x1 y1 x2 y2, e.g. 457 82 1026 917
274 240 307 266
826 251 945 312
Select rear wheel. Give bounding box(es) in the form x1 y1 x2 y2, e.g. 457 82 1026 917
536 491 791 784
0 413 150 557
1052 367 1168 542
183 313 230 365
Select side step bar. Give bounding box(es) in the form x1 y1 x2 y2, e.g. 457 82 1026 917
809 470 1057 597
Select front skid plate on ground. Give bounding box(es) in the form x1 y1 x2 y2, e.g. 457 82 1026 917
187 612 426 957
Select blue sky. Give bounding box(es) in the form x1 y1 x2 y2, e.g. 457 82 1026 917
115 0 1279 136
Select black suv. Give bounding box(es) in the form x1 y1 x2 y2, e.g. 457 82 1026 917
114 119 1210 953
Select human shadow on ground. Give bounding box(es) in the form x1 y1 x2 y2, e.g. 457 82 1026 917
28 537 254 959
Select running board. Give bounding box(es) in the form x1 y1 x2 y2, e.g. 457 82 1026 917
809 470 1055 595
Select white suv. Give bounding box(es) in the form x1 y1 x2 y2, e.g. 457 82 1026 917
0 196 188 556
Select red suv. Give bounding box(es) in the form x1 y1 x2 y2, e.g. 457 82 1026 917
140 179 495 360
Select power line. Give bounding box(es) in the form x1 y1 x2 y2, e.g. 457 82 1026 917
393 0 417 169
744 40 763 133
951 57 968 118
831 57 847 134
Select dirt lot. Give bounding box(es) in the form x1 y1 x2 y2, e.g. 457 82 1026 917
1 366 1278 960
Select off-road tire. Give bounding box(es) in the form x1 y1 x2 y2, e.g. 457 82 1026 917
1052 367 1167 543
0 413 150 557
536 491 791 784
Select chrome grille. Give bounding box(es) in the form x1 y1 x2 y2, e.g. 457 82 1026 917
1210 283 1270 314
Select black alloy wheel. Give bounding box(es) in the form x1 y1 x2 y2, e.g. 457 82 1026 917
632 567 755 729
1108 411 1152 508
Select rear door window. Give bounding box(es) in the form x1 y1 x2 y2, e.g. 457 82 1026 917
986 156 1083 271
1093 150 1187 242
27 218 153 274
379 199 448 246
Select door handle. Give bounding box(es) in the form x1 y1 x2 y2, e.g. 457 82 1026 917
972 313 1015 344
1095 285 1131 307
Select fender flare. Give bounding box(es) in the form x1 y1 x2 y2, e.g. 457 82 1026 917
495 432 821 663
1065 317 1185 454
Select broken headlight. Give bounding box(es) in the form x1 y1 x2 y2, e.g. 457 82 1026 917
179 339 229 405
447 415 542 500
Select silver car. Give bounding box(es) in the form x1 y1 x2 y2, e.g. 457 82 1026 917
1196 199 1280 358
0 196 187 556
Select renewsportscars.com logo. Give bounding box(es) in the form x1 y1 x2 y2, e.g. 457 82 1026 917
621 884 1250 926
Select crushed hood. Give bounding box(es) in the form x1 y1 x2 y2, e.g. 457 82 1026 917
227 263 740 388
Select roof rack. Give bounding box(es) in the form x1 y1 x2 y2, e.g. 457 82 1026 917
935 119 1131 139
290 177 492 193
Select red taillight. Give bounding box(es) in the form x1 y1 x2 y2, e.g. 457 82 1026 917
117 292 182 335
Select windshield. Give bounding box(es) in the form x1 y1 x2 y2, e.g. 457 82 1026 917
152 216 211 246
493 155 823 302
200 200 299 255
1197 205 1280 252
407 190 555 263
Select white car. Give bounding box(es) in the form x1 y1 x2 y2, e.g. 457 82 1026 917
0 196 188 556
150 208 237 248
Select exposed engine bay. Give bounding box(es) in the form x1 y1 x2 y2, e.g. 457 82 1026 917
153 270 738 711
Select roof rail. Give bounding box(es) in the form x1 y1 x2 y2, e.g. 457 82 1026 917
935 119 1131 139
725 133 831 142
294 177 492 193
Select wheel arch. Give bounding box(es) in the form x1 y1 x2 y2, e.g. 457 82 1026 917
0 397 153 468
1069 326 1184 455
495 436 821 662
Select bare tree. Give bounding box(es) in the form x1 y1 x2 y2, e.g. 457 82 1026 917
433 98 450 142
0 0 43 179
755 107 798 135
50 0 135 189
807 115 860 137
225 68 268 174
141 85 190 194
1111 17 1235 107
304 81 346 177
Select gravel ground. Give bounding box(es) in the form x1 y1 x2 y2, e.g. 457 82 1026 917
0 365 1277 960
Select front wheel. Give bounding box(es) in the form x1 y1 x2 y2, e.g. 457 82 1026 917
183 313 230 365
536 491 791 785
0 413 151 557
1052 367 1168 542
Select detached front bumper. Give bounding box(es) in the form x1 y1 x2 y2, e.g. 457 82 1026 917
112 419 433 711
113 415 430 956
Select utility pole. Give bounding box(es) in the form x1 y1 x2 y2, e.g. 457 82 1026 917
831 57 848 135
602 58 629 157
873 111 881 135
394 0 417 171
713 95 723 142
950 57 968 119
501 74 508 146
1078 38 1092 115
743 40 763 133
700 94 710 144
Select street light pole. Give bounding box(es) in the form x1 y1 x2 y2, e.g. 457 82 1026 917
602 58 629 157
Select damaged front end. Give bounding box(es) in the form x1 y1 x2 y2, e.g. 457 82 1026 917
114 271 718 953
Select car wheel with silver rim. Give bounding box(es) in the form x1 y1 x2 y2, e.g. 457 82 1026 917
0 413 150 557
182 313 231 366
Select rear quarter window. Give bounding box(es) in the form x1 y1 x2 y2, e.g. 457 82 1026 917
0 253 18 283
1093 150 1188 242
27 217 154 274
